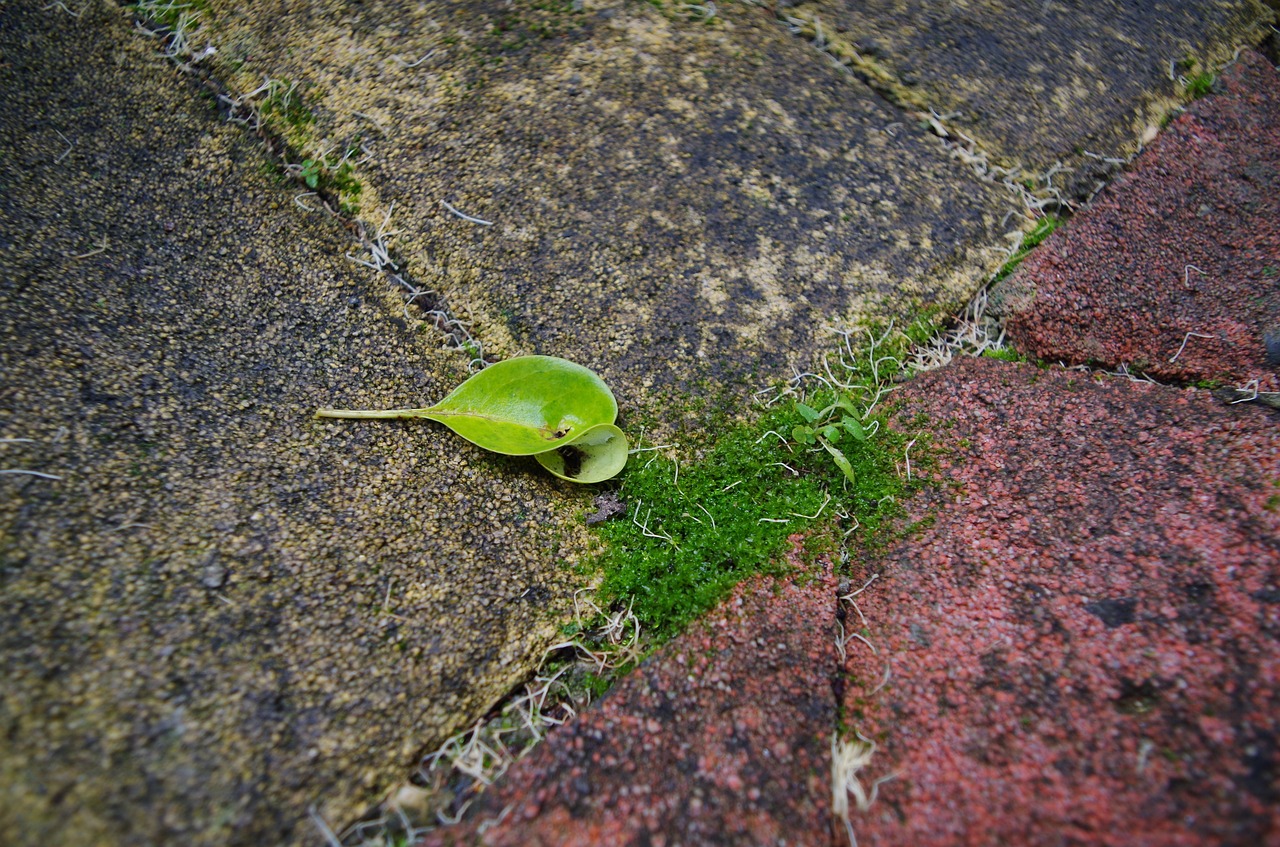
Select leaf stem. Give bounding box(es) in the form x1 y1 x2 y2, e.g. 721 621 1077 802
315 407 436 420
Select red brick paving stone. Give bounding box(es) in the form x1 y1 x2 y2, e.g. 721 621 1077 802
1003 50 1280 392
839 357 1280 847
423 561 840 847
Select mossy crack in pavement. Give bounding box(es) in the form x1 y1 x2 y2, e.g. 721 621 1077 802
129 0 494 371
1 0 1276 845
0 4 592 844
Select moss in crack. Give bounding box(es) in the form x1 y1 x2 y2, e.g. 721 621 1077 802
591 324 934 643
993 213 1061 284
296 146 365 215
982 347 1028 363
256 79 315 142
223 78 368 215
1183 71 1217 99
129 0 211 30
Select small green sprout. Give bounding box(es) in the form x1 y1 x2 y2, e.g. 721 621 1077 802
299 159 321 189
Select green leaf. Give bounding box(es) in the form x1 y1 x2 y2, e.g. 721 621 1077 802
819 424 842 443
832 397 859 416
795 402 820 423
425 356 619 454
819 436 856 485
316 355 626 482
301 159 320 188
791 425 816 445
842 415 867 442
535 423 629 484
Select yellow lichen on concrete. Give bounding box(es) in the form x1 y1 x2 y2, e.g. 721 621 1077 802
159 1 1012 432
0 4 595 845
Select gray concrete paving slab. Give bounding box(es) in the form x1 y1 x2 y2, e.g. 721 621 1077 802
780 0 1273 197
0 4 595 844
178 0 1018 426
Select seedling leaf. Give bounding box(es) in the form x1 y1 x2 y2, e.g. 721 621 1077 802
832 397 859 416
792 425 817 445
819 437 856 485
842 415 867 442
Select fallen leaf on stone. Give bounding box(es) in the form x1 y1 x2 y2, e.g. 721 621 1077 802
316 355 629 483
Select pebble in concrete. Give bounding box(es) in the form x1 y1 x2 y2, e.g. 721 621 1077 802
0 4 594 844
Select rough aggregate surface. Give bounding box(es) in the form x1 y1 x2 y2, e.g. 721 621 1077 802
1 0 1277 845
182 0 1015 425
838 358 1280 845
790 0 1273 184
423 558 839 847
0 5 592 844
440 358 1280 846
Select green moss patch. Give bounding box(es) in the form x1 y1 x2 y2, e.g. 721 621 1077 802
593 327 933 642
993 213 1061 284
1183 71 1217 98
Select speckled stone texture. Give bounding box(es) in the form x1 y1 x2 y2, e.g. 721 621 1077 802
423 560 840 847
0 4 594 844
177 0 1014 427
840 357 1280 846
1003 50 1280 391
418 356 1279 847
788 0 1272 184
5 1 1277 845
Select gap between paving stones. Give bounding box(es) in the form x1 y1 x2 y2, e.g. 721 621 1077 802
361 16 1277 846
125 0 1278 424
127 0 491 371
380 292 1032 844
748 0 1090 220
763 0 1275 215
117 9 643 842
1 3 609 844
335 320 929 844
115 10 678 840
760 0 1277 194
119 0 1026 431
99 1 1280 842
